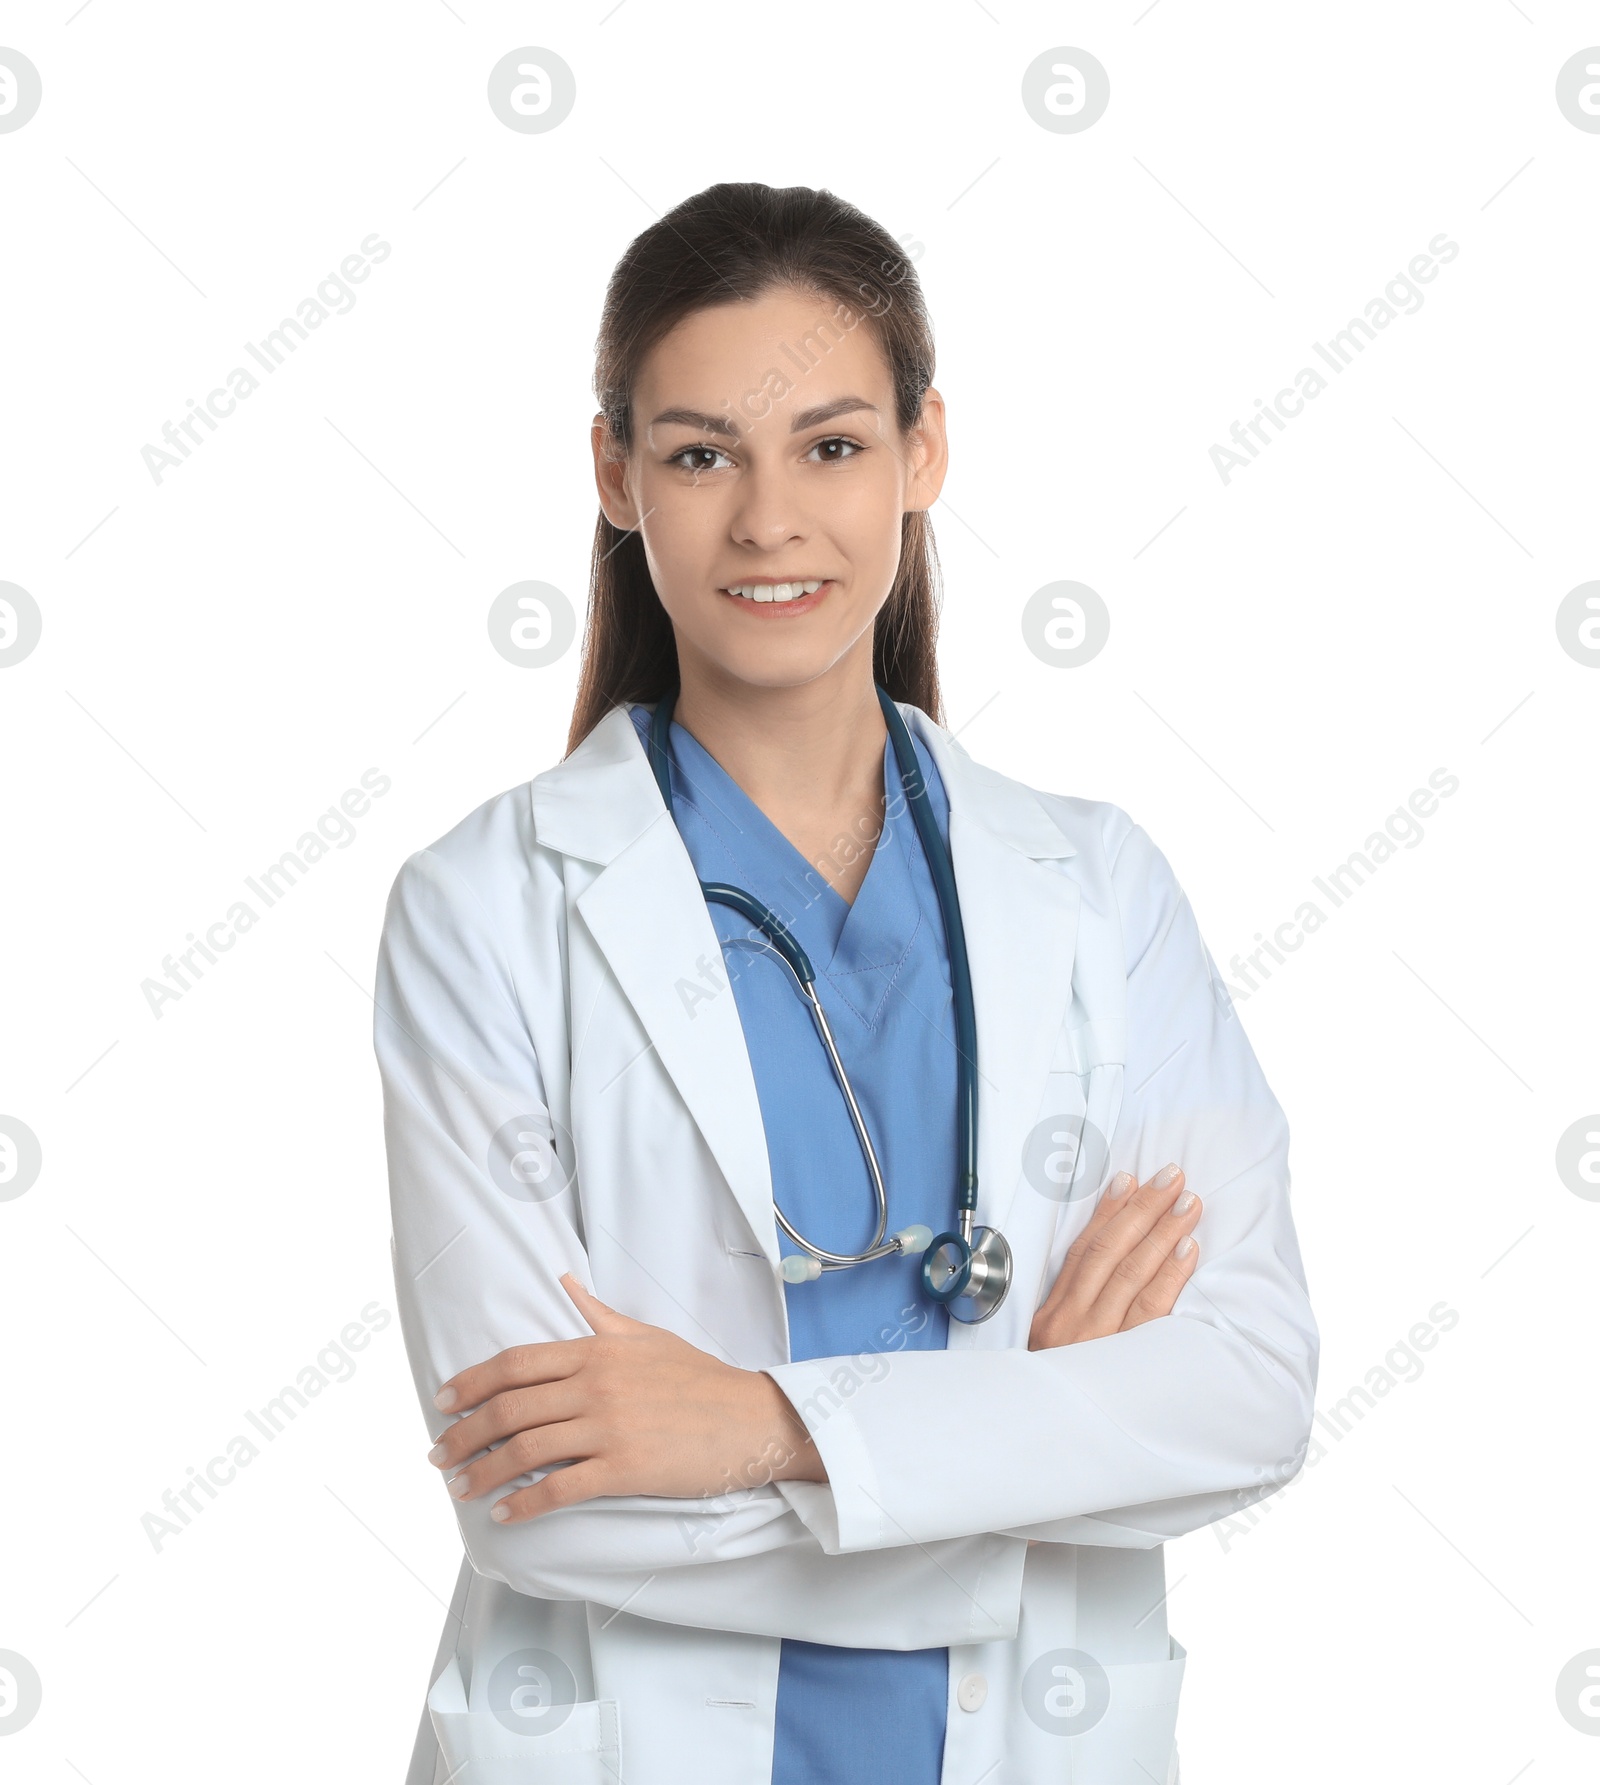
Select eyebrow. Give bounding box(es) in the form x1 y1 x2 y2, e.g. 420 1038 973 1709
649 407 739 440
647 396 881 440
794 396 881 432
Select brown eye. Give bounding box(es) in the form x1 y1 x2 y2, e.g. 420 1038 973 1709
667 444 731 473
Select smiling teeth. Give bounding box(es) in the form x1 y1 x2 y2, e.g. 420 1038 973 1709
727 580 824 603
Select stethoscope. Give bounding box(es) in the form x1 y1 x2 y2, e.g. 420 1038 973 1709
647 683 1013 1324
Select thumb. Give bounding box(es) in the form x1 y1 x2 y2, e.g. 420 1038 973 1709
560 1271 641 1335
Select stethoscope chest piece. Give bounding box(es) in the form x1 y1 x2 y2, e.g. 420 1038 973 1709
922 1224 1013 1324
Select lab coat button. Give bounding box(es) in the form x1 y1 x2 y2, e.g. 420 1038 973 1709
957 1672 988 1712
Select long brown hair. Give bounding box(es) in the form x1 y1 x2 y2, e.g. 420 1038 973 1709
565 181 945 756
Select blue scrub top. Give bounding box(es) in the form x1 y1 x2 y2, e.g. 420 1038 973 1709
630 702 956 1785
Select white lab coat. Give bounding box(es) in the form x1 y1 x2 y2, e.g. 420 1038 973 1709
372 699 1318 1785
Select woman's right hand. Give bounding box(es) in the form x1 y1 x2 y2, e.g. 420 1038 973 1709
1027 1163 1202 1350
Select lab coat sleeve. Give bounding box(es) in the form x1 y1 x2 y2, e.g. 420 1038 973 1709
764 813 1320 1554
374 841 1027 1647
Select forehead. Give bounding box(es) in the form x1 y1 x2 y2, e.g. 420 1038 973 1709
634 284 894 425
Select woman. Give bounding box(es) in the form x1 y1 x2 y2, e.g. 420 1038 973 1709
373 181 1318 1785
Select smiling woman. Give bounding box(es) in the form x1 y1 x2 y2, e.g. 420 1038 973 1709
568 186 944 772
372 180 1317 1785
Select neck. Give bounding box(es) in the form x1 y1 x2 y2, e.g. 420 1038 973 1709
668 639 892 899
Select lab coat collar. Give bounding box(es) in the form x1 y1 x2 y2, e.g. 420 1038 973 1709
528 700 1077 867
531 701 1082 1319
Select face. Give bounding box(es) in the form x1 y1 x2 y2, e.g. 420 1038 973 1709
591 282 947 699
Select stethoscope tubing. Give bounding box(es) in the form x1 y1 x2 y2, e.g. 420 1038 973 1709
699 883 897 1266
646 684 1009 1317
876 688 980 1239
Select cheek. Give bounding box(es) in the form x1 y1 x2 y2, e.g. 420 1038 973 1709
637 496 716 603
807 468 899 568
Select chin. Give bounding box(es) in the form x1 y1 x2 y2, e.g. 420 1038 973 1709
702 640 859 694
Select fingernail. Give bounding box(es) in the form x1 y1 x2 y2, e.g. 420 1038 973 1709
427 1443 449 1467
448 1473 473 1499
1174 1190 1196 1215
1107 1171 1134 1198
1175 1234 1196 1258
1152 1163 1182 1190
434 1386 458 1411
489 1500 511 1522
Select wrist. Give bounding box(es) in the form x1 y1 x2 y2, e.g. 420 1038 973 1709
751 1369 828 1484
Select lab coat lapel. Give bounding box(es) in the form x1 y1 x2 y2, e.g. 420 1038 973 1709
907 710 1082 1270
530 702 1085 1289
531 706 781 1269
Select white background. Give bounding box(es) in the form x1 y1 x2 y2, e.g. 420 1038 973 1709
2 3 1596 1781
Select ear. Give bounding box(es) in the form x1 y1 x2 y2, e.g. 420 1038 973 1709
590 414 641 531
902 386 949 515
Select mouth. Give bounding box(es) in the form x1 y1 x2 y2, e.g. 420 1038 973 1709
718 578 833 616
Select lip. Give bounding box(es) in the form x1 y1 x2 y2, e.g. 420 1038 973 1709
717 578 834 617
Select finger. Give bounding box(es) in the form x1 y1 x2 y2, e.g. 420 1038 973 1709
1032 1169 1136 1321
488 1457 613 1524
1098 1164 1187 1240
434 1336 590 1415
1094 1189 1203 1330
1121 1233 1201 1330
559 1272 641 1335
1070 1168 1138 1247
429 1377 587 1472
443 1416 597 1500
1076 1165 1186 1262
1042 1165 1187 1317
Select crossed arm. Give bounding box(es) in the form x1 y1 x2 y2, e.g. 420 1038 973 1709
374 816 1317 1645
428 1161 1204 1522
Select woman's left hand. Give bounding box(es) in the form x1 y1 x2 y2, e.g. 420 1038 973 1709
427 1274 827 1523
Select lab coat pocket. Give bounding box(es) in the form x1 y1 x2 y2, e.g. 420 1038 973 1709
1050 1012 1126 1075
1027 1017 1125 1215
1058 1634 1186 1785
427 1656 622 1784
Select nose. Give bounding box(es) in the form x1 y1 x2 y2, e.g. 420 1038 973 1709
726 449 808 551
